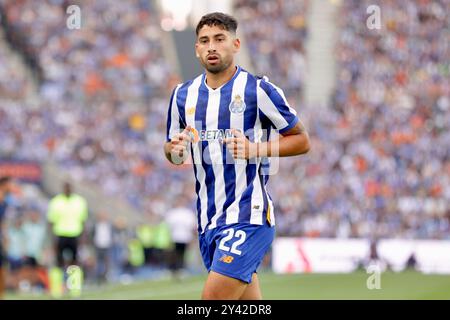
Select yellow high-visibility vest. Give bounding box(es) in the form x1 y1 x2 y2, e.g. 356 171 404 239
47 194 88 237
136 224 155 248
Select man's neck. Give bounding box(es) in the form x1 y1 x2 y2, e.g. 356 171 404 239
205 64 237 90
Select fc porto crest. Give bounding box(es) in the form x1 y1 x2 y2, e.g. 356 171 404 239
229 95 246 114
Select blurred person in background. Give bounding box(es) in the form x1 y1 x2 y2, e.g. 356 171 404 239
136 214 156 267
92 211 113 284
152 215 173 269
360 238 389 272
5 214 25 291
47 182 88 270
0 177 13 299
166 196 197 280
124 233 145 276
111 216 130 277
21 208 48 291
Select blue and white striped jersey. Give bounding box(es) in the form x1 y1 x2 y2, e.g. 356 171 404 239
166 66 299 234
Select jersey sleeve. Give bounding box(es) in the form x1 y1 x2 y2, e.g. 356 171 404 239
257 78 299 134
166 85 182 142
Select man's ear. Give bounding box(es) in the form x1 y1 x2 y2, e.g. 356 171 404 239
233 37 241 53
195 43 200 58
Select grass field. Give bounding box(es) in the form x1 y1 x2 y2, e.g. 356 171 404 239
5 271 450 300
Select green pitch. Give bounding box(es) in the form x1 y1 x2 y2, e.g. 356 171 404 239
6 271 450 300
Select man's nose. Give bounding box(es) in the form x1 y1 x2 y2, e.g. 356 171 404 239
208 43 216 52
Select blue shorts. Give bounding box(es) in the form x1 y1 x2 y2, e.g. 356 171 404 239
198 222 275 284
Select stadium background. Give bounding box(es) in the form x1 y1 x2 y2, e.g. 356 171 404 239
0 0 449 299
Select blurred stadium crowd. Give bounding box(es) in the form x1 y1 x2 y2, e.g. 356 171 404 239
0 0 449 292
270 0 449 239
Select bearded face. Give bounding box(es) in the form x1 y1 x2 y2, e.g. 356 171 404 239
195 25 239 74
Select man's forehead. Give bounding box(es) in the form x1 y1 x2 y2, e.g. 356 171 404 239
197 25 232 38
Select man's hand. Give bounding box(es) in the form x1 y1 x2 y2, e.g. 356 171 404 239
223 121 310 160
223 129 257 160
165 126 193 165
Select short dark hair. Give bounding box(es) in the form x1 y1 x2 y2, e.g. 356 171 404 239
195 12 238 36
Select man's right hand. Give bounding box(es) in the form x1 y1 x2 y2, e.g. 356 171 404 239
165 125 193 165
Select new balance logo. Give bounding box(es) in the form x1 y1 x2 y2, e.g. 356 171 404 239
219 255 234 264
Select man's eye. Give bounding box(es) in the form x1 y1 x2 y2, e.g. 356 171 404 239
217 38 224 42
201 40 208 44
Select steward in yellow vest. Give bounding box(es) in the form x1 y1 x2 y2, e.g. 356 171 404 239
47 182 88 268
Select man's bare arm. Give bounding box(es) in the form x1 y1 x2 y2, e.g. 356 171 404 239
257 120 310 157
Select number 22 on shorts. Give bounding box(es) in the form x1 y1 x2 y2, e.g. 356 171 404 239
218 228 246 255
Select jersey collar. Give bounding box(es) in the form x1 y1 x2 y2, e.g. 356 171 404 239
202 65 241 92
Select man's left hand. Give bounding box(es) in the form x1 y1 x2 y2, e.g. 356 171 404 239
223 129 257 160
